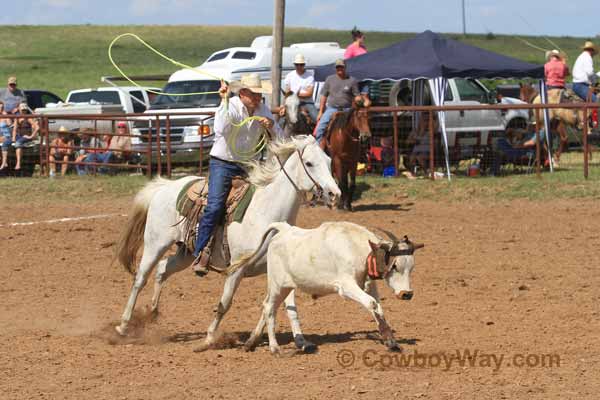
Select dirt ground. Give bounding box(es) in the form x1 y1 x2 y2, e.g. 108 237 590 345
2 193 600 399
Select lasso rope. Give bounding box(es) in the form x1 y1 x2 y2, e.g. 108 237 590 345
108 33 270 159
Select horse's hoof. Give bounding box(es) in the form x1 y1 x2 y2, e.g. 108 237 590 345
270 346 282 356
193 341 212 353
115 325 127 336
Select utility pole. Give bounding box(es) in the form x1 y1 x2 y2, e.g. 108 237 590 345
462 0 467 36
271 0 285 109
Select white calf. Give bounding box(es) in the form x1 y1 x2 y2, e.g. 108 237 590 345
228 221 423 354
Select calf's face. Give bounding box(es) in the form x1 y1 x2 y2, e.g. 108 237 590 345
385 254 415 301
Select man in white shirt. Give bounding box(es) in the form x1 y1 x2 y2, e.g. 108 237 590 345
572 41 598 102
281 53 318 122
192 73 282 274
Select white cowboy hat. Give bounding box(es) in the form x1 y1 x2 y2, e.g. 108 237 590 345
293 53 306 64
229 73 272 95
545 49 562 61
582 41 597 52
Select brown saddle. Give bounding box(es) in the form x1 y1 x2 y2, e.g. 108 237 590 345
177 177 254 272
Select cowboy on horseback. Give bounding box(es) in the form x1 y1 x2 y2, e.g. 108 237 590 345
279 53 318 124
572 41 598 103
545 50 569 91
191 73 282 276
315 58 367 148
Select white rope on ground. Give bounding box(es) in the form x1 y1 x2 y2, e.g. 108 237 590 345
0 213 127 227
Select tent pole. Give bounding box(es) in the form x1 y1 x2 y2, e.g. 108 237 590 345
429 110 435 180
534 108 541 178
393 110 399 177
538 80 553 172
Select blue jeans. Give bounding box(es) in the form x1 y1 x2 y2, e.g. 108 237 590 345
573 82 598 102
84 152 113 174
1 134 11 149
193 157 246 257
300 102 319 123
13 135 32 148
315 106 351 143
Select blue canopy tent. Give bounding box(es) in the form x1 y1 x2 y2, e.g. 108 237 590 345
314 30 550 178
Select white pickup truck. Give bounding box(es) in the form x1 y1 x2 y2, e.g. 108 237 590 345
36 86 159 133
130 35 345 165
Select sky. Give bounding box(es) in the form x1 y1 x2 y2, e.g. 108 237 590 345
3 0 599 38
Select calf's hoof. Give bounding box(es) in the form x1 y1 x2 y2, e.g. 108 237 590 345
294 335 318 354
301 342 318 354
243 340 258 352
385 339 401 352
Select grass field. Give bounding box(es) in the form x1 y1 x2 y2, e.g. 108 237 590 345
1 167 599 205
0 25 595 98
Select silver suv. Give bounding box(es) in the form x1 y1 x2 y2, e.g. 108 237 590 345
365 78 528 165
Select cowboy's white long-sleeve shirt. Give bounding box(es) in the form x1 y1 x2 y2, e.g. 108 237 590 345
210 96 284 162
572 51 595 84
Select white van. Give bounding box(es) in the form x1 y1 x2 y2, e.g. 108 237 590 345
131 36 345 165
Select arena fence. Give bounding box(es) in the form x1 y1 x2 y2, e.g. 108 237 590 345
0 102 597 179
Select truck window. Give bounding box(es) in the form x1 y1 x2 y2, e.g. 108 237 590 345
151 80 222 109
69 91 120 104
232 51 257 60
207 51 229 62
130 90 146 113
454 79 486 102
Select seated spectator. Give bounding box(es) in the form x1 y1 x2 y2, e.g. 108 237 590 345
0 76 26 114
491 127 547 175
74 128 101 175
0 101 12 170
49 126 74 177
12 103 39 171
405 111 439 178
86 121 132 174
108 121 132 163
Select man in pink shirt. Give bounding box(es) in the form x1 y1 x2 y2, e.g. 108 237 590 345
344 27 367 59
544 50 569 89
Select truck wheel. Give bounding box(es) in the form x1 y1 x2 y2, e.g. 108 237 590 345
388 80 411 116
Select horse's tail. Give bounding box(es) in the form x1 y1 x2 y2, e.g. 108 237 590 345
115 177 170 275
225 222 288 276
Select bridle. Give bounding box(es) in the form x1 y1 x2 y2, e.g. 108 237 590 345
274 146 324 202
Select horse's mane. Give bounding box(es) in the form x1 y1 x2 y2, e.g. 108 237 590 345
327 109 356 135
245 135 315 187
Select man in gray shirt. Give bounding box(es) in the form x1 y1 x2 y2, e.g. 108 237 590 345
315 59 364 144
0 76 26 114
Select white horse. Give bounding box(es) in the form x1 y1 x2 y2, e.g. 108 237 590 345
114 135 341 352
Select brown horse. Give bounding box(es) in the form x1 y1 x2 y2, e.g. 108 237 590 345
519 84 585 162
323 108 371 211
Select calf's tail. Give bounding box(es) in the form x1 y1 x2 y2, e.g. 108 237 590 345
225 222 287 276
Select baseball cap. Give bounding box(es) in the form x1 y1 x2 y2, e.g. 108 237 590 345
8 76 17 85
335 59 346 68
117 121 127 127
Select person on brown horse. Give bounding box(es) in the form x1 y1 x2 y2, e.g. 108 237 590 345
314 59 364 148
315 59 371 211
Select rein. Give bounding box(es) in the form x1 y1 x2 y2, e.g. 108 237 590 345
274 147 324 202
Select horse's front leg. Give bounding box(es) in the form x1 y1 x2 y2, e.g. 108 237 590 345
193 266 245 352
345 162 357 211
333 157 348 210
